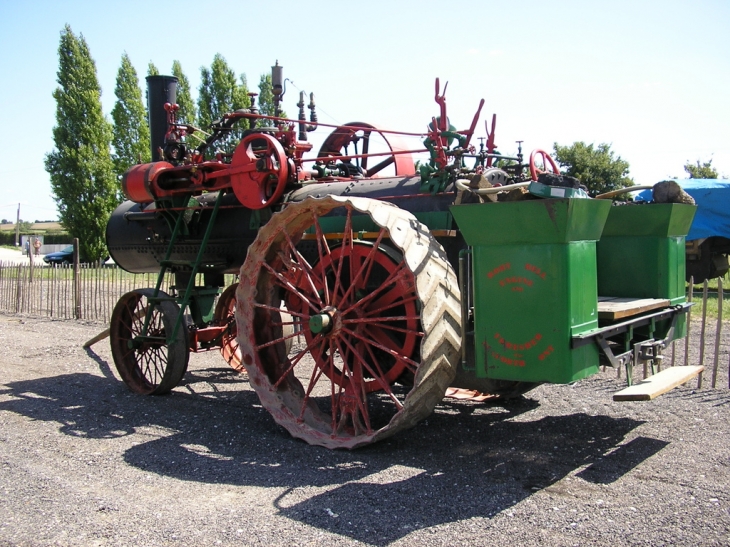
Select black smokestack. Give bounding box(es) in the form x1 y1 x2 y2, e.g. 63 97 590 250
146 75 178 162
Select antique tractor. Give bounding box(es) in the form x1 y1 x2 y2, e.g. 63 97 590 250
106 64 699 449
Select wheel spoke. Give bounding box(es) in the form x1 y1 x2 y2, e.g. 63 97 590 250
339 334 404 409
338 227 387 306
263 261 320 313
340 260 412 317
312 215 333 307
272 334 327 389
331 207 354 303
343 315 422 335
282 229 325 308
363 293 420 319
340 325 421 372
297 346 331 422
110 290 188 395
333 338 372 436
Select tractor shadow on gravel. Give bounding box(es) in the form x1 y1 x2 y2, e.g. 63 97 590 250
0 367 670 546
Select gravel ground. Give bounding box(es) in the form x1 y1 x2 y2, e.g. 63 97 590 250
0 313 728 547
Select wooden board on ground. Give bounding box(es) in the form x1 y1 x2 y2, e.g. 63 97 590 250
597 296 671 320
613 366 704 401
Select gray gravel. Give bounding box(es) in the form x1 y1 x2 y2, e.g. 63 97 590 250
0 313 728 546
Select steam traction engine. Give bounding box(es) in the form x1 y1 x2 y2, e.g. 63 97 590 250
106 64 699 449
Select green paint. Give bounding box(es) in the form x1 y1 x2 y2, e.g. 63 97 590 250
597 203 696 339
451 198 611 384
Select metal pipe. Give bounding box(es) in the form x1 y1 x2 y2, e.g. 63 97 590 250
455 179 530 195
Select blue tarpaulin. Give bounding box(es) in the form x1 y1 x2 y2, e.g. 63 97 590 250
635 179 730 241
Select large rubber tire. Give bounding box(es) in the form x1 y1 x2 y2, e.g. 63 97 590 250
236 196 461 449
109 289 189 395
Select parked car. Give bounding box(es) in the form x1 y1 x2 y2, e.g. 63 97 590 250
43 246 109 265
43 246 76 265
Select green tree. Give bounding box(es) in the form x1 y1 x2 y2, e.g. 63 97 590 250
684 159 718 179
111 53 150 187
44 25 117 262
171 60 196 128
17 220 33 233
257 73 275 118
197 54 250 154
553 142 633 196
147 62 159 76
257 72 287 120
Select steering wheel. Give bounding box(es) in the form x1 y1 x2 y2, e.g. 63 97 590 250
529 149 560 181
230 133 289 209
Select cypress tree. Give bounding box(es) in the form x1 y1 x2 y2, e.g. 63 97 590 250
44 25 117 262
111 53 150 186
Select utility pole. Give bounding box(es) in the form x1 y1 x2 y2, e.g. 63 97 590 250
14 203 19 246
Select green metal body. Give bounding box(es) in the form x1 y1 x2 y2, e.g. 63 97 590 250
451 198 611 384
596 204 696 339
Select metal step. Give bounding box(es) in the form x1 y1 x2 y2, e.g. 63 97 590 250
613 366 704 401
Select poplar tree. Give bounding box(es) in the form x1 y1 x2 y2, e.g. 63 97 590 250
172 60 197 128
197 54 250 154
257 73 275 118
257 73 287 121
44 25 116 262
111 53 150 186
147 62 159 76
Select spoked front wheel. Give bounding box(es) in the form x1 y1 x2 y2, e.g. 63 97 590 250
109 289 189 395
236 196 461 449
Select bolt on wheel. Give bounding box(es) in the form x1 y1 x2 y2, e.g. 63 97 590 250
237 196 461 449
109 289 189 395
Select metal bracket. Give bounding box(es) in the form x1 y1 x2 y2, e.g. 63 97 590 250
596 334 633 370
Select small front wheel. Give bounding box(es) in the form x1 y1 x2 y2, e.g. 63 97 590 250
110 289 189 395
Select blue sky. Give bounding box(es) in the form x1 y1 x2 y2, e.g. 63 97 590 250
0 0 728 222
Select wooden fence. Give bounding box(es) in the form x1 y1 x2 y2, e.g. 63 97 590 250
0 260 235 323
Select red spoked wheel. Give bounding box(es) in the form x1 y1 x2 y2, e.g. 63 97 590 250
109 289 189 395
214 284 244 372
287 240 420 393
214 283 295 372
236 196 461 449
318 122 416 177
230 132 289 209
529 149 560 181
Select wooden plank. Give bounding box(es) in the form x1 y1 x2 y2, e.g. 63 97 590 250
613 366 704 401
597 297 671 320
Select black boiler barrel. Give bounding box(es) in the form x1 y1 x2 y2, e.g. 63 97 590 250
106 192 258 274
